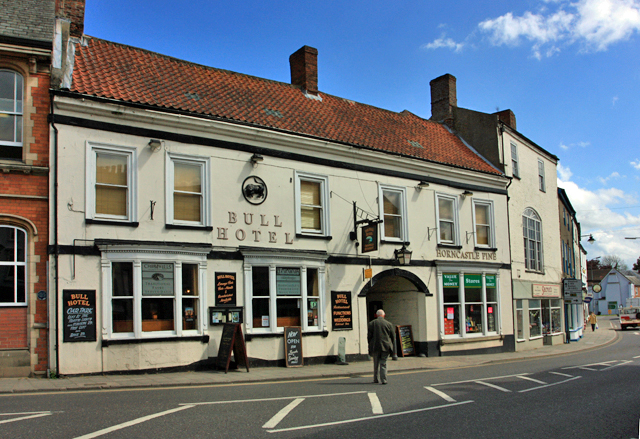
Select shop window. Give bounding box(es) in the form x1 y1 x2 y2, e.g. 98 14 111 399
86 143 137 222
529 299 542 338
436 194 458 245
542 299 562 335
106 256 205 338
247 260 324 334
295 171 330 236
378 184 407 241
472 200 494 247
441 273 498 338
0 70 23 160
166 153 210 227
523 208 543 272
0 226 27 305
515 300 524 341
510 142 519 178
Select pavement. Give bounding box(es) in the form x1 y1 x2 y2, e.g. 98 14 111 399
0 320 619 394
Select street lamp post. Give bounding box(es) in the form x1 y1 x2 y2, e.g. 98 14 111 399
581 234 595 244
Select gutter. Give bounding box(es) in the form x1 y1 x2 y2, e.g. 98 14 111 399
49 89 60 376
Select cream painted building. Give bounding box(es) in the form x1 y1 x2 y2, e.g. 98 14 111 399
48 36 515 374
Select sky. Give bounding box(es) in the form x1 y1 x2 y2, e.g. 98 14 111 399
84 0 640 269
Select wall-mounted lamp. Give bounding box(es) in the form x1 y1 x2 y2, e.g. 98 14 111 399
461 190 473 198
148 139 162 152
394 244 412 266
581 234 595 244
415 181 430 191
250 153 264 168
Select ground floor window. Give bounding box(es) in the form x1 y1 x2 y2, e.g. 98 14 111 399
104 252 206 338
542 299 562 335
515 300 524 340
0 225 27 305
529 300 542 338
441 272 499 338
245 253 325 334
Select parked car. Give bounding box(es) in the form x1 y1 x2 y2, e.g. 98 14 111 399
619 308 640 330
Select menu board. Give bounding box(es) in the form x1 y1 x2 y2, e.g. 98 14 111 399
215 272 236 306
276 268 301 296
216 323 249 373
63 289 96 342
331 291 353 330
284 326 303 367
396 325 415 357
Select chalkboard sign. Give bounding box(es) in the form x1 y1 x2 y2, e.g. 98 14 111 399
284 326 303 367
63 289 96 342
396 325 415 357
331 291 353 330
216 323 249 373
215 272 236 306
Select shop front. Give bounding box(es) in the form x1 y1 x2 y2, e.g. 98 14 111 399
513 281 564 351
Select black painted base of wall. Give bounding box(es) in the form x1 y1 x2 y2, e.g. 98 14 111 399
246 353 370 368
437 334 516 357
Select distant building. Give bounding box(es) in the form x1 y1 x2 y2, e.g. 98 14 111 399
592 269 638 315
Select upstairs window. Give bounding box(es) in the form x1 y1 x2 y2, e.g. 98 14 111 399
523 208 543 272
472 200 494 248
510 142 519 178
378 185 407 241
0 70 23 160
436 194 458 245
538 159 546 192
0 226 27 305
166 153 210 227
295 172 330 237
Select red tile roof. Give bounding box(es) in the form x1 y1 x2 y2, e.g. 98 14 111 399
71 37 501 175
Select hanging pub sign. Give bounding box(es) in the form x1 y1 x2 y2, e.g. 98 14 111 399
361 223 378 253
63 289 96 342
215 272 237 306
331 291 353 330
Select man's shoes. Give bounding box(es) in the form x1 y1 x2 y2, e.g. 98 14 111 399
372 380 379 383
381 381 387 385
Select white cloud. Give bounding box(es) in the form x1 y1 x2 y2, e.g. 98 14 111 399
557 162 573 180
631 159 640 169
422 36 464 52
559 140 590 150
598 171 625 185
612 96 619 106
477 0 640 57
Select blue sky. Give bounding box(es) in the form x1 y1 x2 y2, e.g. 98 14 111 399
84 0 640 268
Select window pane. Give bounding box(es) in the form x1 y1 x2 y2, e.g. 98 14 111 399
475 205 488 224
182 297 198 330
486 287 497 303
307 268 318 297
142 298 174 332
0 71 17 112
252 297 270 328
444 305 460 335
476 225 489 245
464 283 482 302
15 115 21 142
174 193 201 221
383 191 400 215
174 162 201 193
182 264 198 330
15 265 25 303
96 186 127 216
0 227 15 262
112 299 133 333
516 309 524 339
465 304 483 333
529 309 541 337
300 180 320 206
439 221 453 242
443 287 459 303
301 206 321 230
384 216 401 238
112 262 133 297
96 153 127 185
551 308 561 333
487 303 497 332
438 198 453 220
0 266 15 302
182 264 198 296
277 298 300 327
0 114 15 142
252 267 269 296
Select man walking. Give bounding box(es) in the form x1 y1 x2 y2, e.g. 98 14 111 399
368 309 395 384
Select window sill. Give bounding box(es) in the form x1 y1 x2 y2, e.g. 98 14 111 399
0 303 28 308
441 334 501 344
529 335 543 341
86 219 139 227
437 244 462 250
525 269 545 275
474 247 497 252
102 334 209 347
296 233 332 241
246 330 328 341
381 240 411 246
165 224 213 231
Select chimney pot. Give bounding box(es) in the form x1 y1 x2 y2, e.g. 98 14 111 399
495 109 517 130
430 74 457 126
290 46 318 95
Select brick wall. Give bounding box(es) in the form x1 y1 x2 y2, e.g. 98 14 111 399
0 308 28 348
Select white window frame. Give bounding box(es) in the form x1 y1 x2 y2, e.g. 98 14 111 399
510 142 519 178
294 171 331 237
523 208 543 272
0 69 23 152
0 225 27 306
86 142 138 222
101 249 208 340
165 152 211 227
435 193 459 245
243 252 326 335
472 199 495 248
515 300 525 341
538 159 546 192
378 184 408 242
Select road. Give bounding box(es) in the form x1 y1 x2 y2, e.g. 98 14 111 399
1 317 638 439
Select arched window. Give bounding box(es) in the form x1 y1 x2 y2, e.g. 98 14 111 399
523 208 543 272
0 225 27 305
0 69 23 160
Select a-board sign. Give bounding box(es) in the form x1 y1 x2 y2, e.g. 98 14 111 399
63 289 96 342
396 325 415 357
215 272 236 306
216 323 249 373
331 291 353 330
284 326 303 367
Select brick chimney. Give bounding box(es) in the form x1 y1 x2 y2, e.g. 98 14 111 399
56 0 85 37
430 74 457 126
494 109 516 130
290 46 318 95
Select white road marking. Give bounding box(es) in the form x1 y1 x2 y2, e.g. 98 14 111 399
424 386 456 402
182 390 367 406
431 373 532 387
633 355 640 359
368 393 383 414
0 411 52 425
475 380 511 392
516 375 547 385
549 372 574 378
262 398 304 429
563 361 617 371
266 400 474 433
600 360 632 370
72 405 195 439
519 375 581 393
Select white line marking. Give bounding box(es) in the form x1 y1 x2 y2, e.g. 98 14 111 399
266 400 474 433
0 412 51 425
181 390 367 406
262 398 304 429
549 372 574 378
577 367 599 371
368 393 383 415
73 405 195 439
475 380 511 392
633 355 640 359
519 375 581 393
431 373 531 386
516 375 547 385
600 360 632 370
424 386 456 402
